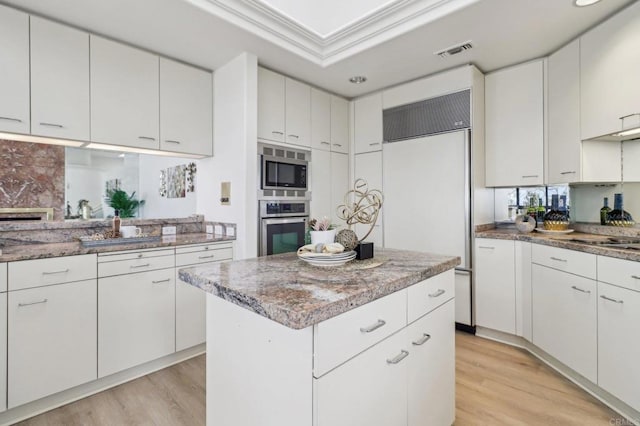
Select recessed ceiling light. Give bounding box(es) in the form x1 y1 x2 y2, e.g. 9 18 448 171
574 0 601 7
349 76 367 84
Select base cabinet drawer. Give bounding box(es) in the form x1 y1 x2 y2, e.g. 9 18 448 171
98 269 175 377
0 293 6 413
531 244 596 279
597 255 640 292
9 254 97 290
407 269 454 323
8 280 97 408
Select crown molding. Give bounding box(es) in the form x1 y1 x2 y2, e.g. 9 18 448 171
185 0 479 66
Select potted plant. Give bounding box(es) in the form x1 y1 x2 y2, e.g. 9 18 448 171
308 217 337 245
106 189 145 218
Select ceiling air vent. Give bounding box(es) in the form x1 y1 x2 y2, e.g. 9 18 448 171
434 40 473 58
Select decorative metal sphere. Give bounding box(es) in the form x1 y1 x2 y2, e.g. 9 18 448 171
335 229 359 250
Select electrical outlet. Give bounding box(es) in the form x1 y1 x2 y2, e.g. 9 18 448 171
162 226 177 235
206 225 214 234
215 225 224 235
226 227 235 237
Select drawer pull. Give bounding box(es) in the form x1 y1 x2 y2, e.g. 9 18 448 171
369 142 380 146
333 143 342 147
138 136 156 141
571 285 591 294
152 279 171 284
386 350 409 365
42 269 69 275
18 299 48 307
412 333 431 346
429 289 446 298
0 116 22 122
550 257 567 262
40 122 64 128
321 141 330 145
199 255 215 259
478 246 495 250
360 319 386 333
271 131 284 135
130 263 151 269
631 275 640 280
600 295 624 304
522 175 539 178
288 134 299 139
560 171 576 175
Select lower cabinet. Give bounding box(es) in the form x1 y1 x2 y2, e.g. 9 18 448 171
597 281 640 411
98 268 176 377
531 263 597 383
0 293 6 413
8 280 97 408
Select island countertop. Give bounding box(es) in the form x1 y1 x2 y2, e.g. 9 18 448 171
178 248 460 330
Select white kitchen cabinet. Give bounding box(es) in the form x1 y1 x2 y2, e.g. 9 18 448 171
314 328 408 426
580 1 640 140
160 58 213 156
310 149 332 220
8 280 97 408
485 60 544 187
0 292 5 413
354 93 383 154
258 68 285 142
285 78 311 147
354 151 383 246
597 281 640 411
330 96 349 154
474 238 516 334
581 140 621 183
407 300 455 426
8 254 97 291
90 35 160 149
621 140 640 182
0 5 29 134
547 39 581 184
30 17 90 141
515 241 532 341
597 255 640 293
98 268 175 377
532 263 597 383
0 263 7 293
311 88 331 151
330 152 349 227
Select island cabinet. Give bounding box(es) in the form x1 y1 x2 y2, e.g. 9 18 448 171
0 4 29 134
0 264 7 413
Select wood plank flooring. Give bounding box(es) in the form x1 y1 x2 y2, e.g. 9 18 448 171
17 332 627 425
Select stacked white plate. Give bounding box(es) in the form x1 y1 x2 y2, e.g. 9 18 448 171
297 250 357 267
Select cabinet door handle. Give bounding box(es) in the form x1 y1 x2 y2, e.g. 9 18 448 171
0 116 22 122
40 122 64 128
130 263 151 269
165 139 181 144
18 299 48 307
271 131 284 135
571 285 591 294
199 255 215 259
152 278 171 284
600 295 624 304
42 269 69 275
138 136 156 141
288 134 299 139
550 257 567 262
386 350 409 365
560 171 576 175
360 319 386 333
478 246 495 250
619 113 640 120
631 275 640 280
522 175 539 178
428 289 445 298
321 141 330 145
412 333 431 346
333 143 342 147
369 142 380 146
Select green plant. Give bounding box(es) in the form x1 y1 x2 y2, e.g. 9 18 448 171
106 189 145 218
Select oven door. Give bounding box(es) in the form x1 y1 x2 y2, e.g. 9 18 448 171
260 217 308 256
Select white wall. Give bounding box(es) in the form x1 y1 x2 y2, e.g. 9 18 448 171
138 155 198 219
197 52 258 260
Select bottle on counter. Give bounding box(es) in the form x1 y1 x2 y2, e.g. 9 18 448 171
607 193 634 227
113 209 121 235
536 199 546 223
600 197 611 225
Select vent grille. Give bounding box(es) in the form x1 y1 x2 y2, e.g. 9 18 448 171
296 191 306 197
263 147 274 156
275 190 285 197
274 149 285 158
434 41 473 58
263 190 274 197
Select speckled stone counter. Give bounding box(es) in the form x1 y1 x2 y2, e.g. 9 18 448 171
0 233 235 262
476 228 640 262
179 248 460 330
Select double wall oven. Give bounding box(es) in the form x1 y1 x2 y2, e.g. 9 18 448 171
258 143 310 257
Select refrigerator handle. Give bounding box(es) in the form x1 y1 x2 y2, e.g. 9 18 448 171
464 129 472 270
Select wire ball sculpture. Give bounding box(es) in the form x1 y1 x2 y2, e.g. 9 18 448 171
336 178 384 242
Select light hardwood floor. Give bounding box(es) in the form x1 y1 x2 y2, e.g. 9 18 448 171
17 332 626 425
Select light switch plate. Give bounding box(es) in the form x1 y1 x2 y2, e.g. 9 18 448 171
206 225 214 234
162 226 176 235
221 182 231 205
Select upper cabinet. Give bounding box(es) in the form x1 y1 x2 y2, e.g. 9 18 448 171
311 88 331 151
354 93 383 154
30 17 90 141
160 58 213 156
0 5 29 134
285 78 311 147
581 1 640 140
485 60 544 187
258 68 286 143
90 35 160 149
547 40 581 184
330 96 349 154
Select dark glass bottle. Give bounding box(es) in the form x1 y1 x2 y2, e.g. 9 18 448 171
600 197 611 225
543 194 569 230
536 199 546 223
113 209 121 235
607 193 634 227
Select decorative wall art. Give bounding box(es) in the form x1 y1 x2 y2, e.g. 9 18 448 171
159 162 197 198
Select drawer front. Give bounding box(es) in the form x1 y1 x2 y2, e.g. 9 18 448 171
175 241 233 255
0 263 6 293
176 246 233 267
8 254 97 291
98 253 175 277
97 247 174 263
407 269 454 324
313 289 407 378
531 244 596 279
597 255 640 292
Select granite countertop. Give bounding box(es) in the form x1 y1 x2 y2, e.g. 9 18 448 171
476 228 640 262
179 248 460 330
0 233 235 262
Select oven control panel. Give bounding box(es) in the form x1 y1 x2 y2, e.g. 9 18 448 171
260 201 309 218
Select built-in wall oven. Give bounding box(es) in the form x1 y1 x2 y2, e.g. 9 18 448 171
259 200 309 256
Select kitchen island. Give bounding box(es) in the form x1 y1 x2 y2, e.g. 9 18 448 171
179 248 459 426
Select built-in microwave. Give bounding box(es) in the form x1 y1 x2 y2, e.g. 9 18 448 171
261 155 308 191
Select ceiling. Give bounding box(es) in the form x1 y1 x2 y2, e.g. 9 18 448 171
0 0 635 98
